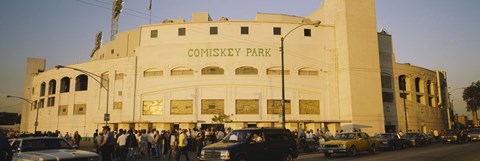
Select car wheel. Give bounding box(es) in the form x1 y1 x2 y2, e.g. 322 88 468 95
347 146 357 157
235 155 247 161
283 153 293 161
324 152 332 157
369 144 376 154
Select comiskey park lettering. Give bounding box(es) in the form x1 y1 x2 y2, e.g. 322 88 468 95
187 48 272 57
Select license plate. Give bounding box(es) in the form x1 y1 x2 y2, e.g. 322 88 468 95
328 150 333 153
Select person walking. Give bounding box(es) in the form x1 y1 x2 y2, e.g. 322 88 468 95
196 129 205 157
126 129 138 161
176 129 190 161
0 130 13 161
168 131 178 161
73 131 82 148
99 126 115 161
116 130 128 161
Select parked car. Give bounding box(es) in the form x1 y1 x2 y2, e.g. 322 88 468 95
403 132 428 147
468 129 480 141
9 137 99 161
442 130 468 144
200 127 298 161
319 132 377 157
375 133 407 150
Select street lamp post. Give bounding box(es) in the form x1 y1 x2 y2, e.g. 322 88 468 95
7 95 37 132
280 19 321 128
447 87 465 129
55 65 110 126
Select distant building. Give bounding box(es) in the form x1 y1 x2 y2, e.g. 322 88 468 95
456 114 468 128
21 0 449 136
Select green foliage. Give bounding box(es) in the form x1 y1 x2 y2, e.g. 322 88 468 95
463 81 480 112
212 113 232 123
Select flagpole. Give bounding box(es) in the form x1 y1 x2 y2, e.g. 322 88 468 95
149 0 152 24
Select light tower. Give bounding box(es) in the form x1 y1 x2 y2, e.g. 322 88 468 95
111 0 123 40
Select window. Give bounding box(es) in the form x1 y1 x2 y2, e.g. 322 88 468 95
178 28 186 36
210 27 218 35
115 73 124 80
427 80 433 95
144 68 163 77
201 99 224 114
267 67 289 75
304 29 311 37
382 92 394 103
75 75 88 91
170 100 193 115
171 67 193 76
47 97 55 107
235 66 258 75
38 99 44 108
299 100 320 115
150 30 158 38
398 75 406 91
428 97 434 107
60 77 70 93
416 95 424 104
48 80 56 95
58 105 68 116
143 100 163 115
273 27 281 35
40 82 46 96
298 67 318 76
415 77 422 93
381 75 392 89
267 99 291 114
201 66 224 75
113 102 123 110
74 104 86 115
111 49 114 54
235 99 259 114
241 26 249 35
101 72 109 89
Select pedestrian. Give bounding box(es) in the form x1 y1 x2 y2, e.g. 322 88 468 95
176 129 190 161
96 132 104 153
163 131 171 161
64 132 72 144
99 126 115 161
0 130 13 161
74 131 82 148
116 130 128 161
154 130 162 158
93 129 99 152
168 131 178 161
126 129 138 160
196 128 205 157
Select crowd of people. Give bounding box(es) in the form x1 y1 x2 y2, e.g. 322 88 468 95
92 126 233 161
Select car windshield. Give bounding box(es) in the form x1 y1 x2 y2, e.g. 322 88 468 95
405 133 419 138
222 130 253 143
334 133 357 140
376 134 395 139
21 139 73 152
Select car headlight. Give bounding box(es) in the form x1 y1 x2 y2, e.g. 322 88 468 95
338 144 346 149
219 150 230 160
453 136 457 138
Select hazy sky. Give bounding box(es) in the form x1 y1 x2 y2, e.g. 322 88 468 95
1 0 479 119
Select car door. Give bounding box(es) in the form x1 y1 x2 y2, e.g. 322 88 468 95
264 130 285 160
248 131 268 161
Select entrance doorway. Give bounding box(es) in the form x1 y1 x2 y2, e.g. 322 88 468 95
201 124 225 131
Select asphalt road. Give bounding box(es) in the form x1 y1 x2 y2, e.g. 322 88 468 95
80 141 480 161
297 141 480 161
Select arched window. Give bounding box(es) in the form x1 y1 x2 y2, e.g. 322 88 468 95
48 79 56 95
171 67 193 76
40 82 46 96
298 67 319 76
267 66 289 75
201 66 224 75
144 68 163 77
101 72 109 89
415 77 422 93
75 74 88 91
235 66 258 75
60 77 70 93
398 75 406 91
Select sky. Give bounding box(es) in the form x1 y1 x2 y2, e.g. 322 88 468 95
1 0 479 119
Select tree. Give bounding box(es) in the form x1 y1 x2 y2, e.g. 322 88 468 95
462 81 480 127
212 113 232 123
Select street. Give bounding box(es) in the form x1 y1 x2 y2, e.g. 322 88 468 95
80 141 480 161
297 141 480 161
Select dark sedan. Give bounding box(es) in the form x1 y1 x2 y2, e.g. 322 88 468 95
375 133 407 150
403 132 428 147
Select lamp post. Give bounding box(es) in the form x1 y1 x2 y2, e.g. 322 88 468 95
447 87 465 129
7 95 37 132
280 19 321 128
55 65 110 126
399 76 409 132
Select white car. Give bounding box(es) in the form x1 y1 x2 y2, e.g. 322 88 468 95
9 137 99 161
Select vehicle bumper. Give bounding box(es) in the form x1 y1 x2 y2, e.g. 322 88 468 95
319 147 347 154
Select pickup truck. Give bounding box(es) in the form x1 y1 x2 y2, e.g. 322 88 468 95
319 132 377 157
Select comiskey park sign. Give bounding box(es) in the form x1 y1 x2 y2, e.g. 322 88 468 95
187 48 272 57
